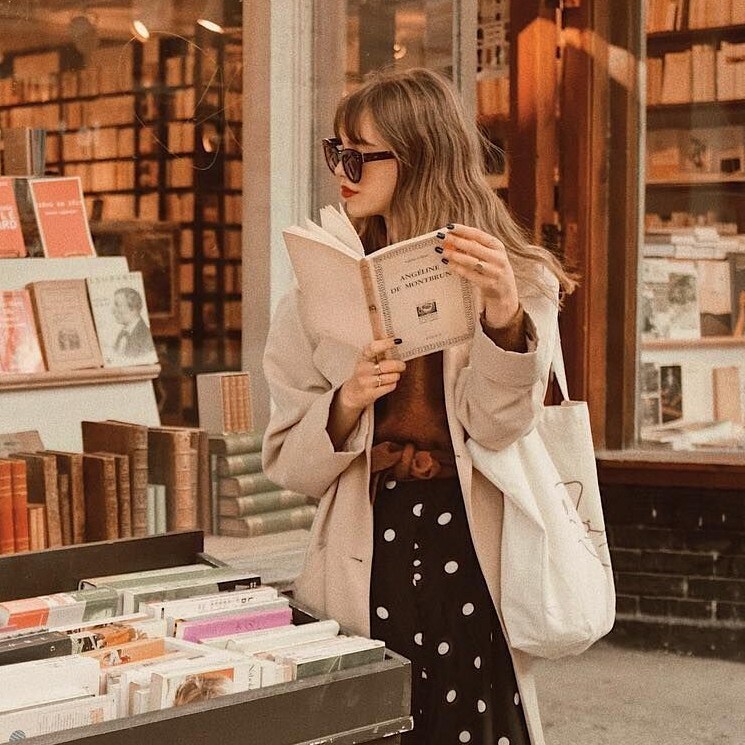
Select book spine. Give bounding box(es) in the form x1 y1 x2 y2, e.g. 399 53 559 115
196 432 212 535
219 489 308 517
146 484 156 535
221 375 233 433
216 452 263 477
27 504 44 550
237 373 252 431
69 458 86 545
219 504 317 538
0 461 14 554
41 457 63 548
56 472 72 546
10 460 29 552
218 472 277 498
130 449 149 537
210 455 219 535
359 260 386 343
176 606 293 643
154 484 167 534
0 630 72 665
209 431 264 456
115 456 132 539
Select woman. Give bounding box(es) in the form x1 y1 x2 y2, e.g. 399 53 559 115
263 68 576 745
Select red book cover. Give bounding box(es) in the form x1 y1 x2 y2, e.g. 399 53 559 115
28 177 96 258
0 460 14 554
10 459 29 552
0 178 26 258
0 290 45 374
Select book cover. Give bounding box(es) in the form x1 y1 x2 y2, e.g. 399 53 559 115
44 451 85 545
9 458 29 552
0 630 72 666
208 431 265 456
0 290 45 373
219 489 308 517
86 272 159 367
81 420 148 537
218 504 317 538
83 636 167 668
0 430 43 458
223 619 340 655
175 605 293 643
0 177 27 257
197 372 253 435
215 451 263 477
283 205 476 361
28 176 96 258
0 588 119 630
148 661 249 710
90 451 132 539
26 279 103 371
640 259 701 340
218 471 278 498
56 470 72 546
79 563 215 590
27 503 46 550
81 452 119 542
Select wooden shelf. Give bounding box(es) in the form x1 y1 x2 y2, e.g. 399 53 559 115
646 174 745 187
647 99 745 127
641 336 745 350
647 24 745 51
0 364 160 392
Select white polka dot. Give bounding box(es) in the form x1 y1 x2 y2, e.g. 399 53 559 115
477 699 487 713
459 732 471 743
474 656 482 669
462 602 475 616
437 641 449 655
444 560 459 574
421 669 427 679
414 632 423 646
445 689 457 703
414 542 419 549
437 511 452 525
514 692 520 706
412 503 423 517
413 559 421 567
375 606 389 620
413 572 422 581
383 528 396 542
498 738 510 745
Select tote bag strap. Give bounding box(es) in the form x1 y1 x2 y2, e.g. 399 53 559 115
550 319 571 403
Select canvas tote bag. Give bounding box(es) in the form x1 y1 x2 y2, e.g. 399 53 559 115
466 324 615 659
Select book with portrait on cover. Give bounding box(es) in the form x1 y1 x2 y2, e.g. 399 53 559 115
282 205 476 361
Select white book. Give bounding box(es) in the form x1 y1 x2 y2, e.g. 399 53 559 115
225 619 341 655
0 693 117 741
171 596 290 638
154 483 167 534
0 656 100 714
640 259 701 341
717 43 737 101
146 484 156 535
142 586 278 621
283 204 476 362
79 563 214 590
661 50 692 104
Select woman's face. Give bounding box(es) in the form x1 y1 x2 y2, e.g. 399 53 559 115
337 111 398 221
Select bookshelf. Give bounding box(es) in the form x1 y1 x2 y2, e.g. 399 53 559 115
0 257 160 451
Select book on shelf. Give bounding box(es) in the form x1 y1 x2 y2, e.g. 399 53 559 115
26 279 103 371
27 504 46 551
219 504 317 538
0 177 27 258
273 636 386 681
81 420 148 538
713 365 743 424
208 430 264 456
729 252 745 336
8 451 62 548
659 364 683 423
81 452 119 542
197 371 253 435
283 204 476 361
10 459 29 553
173 602 293 644
44 451 85 545
0 630 72 666
0 127 46 178
56 471 72 546
660 50 692 104
217 619 341 654
28 177 96 258
640 419 741 450
218 471 278 498
79 563 216 591
99 450 133 539
0 461 13 555
0 290 45 374
0 430 43 458
697 259 732 336
219 489 309 518
640 259 701 341
86 271 159 368
83 636 168 668
214 451 263 477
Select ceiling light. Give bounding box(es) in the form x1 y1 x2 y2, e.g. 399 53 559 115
198 0 225 34
131 19 150 41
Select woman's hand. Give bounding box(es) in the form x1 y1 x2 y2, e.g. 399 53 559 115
327 337 406 449
438 224 520 328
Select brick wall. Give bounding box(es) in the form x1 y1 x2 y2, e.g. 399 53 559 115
602 483 745 660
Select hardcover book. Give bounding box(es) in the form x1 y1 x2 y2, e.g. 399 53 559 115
219 489 309 517
0 430 43 458
729 252 745 336
28 176 96 258
86 272 158 367
81 452 119 542
283 205 476 361
218 471 277 498
197 372 253 435
0 290 45 373
640 259 701 341
218 504 317 538
9 458 29 552
0 460 13 554
27 279 103 371
208 431 265 456
215 451 263 477
44 451 85 545
0 177 27 257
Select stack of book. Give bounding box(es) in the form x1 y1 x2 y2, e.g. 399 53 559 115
209 431 316 538
0 563 386 740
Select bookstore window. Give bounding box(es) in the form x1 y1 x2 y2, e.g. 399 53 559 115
641 0 745 452
0 1 243 427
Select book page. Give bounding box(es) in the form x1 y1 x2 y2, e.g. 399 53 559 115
366 231 476 360
318 204 364 256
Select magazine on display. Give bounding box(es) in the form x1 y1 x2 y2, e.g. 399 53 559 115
282 205 476 361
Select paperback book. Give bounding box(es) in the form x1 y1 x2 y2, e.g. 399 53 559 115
0 290 45 374
283 205 476 361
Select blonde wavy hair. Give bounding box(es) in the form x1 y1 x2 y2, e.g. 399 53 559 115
333 67 577 298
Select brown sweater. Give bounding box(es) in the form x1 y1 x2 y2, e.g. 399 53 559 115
372 307 528 478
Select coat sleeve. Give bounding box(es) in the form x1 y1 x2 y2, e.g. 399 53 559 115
454 264 559 451
261 292 369 499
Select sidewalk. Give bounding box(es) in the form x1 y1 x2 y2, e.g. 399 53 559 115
534 641 745 745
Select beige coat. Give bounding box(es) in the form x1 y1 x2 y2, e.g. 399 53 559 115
263 264 559 745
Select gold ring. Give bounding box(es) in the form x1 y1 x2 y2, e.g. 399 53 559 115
376 374 382 387
475 261 485 274
374 362 381 375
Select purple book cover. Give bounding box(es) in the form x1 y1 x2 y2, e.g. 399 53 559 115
176 607 293 643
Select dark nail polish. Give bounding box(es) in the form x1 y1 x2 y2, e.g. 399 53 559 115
441 258 449 264
435 246 444 253
446 223 455 230
436 231 446 239
394 338 403 345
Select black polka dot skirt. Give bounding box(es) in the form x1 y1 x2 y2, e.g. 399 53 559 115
370 476 532 745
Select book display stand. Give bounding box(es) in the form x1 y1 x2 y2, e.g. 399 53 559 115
0 531 412 745
0 256 160 451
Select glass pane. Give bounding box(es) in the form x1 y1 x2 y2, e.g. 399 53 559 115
639 1 745 450
0 2 243 426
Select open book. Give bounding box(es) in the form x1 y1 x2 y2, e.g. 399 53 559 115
282 205 476 360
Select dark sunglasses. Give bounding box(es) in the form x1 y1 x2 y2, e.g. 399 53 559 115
322 137 396 184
